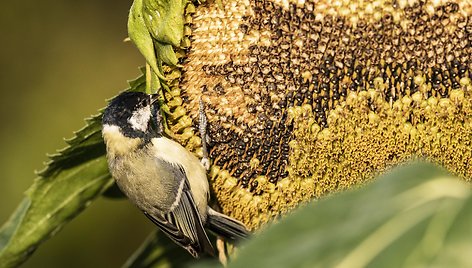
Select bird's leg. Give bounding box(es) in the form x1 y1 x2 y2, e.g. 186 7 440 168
199 97 210 171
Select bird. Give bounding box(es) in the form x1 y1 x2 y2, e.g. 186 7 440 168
101 91 249 257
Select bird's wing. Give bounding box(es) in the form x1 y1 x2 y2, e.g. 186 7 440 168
143 162 214 258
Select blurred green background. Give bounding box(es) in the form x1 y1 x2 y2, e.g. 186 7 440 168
0 0 155 267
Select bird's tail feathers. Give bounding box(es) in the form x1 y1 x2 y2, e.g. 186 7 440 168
206 208 250 241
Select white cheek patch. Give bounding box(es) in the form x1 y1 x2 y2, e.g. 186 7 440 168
128 106 151 132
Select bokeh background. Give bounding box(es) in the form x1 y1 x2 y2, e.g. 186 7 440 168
0 0 155 267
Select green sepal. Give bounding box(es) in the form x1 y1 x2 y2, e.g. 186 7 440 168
142 0 186 47
155 42 179 67
128 0 165 80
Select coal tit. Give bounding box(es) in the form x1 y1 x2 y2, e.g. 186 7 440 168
102 91 249 257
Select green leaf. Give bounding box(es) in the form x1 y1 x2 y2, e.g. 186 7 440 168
0 73 147 267
0 200 30 250
128 0 164 82
0 119 113 268
142 0 186 47
40 115 107 178
197 161 472 268
123 231 196 268
127 70 148 93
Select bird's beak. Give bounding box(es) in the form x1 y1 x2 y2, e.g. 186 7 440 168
149 94 163 136
150 94 159 104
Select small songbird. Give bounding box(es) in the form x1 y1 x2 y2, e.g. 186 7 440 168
101 91 249 257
